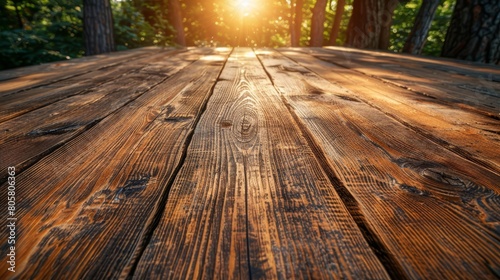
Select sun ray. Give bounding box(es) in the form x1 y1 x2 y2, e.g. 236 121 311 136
234 0 253 15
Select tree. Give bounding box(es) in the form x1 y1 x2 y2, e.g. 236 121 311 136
180 0 215 45
83 0 115 55
345 0 381 48
328 0 346 46
442 0 500 64
378 0 401 50
345 0 402 49
290 0 304 46
11 0 24 29
403 0 440 54
168 0 186 46
310 0 328 46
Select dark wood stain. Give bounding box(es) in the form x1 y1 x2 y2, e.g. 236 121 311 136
0 47 498 280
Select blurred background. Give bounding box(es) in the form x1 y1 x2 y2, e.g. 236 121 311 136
1 0 498 70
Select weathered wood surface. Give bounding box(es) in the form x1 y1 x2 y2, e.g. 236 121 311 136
133 48 388 279
0 47 499 279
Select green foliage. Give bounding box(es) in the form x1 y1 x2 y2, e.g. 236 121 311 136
0 0 458 70
323 0 353 45
0 0 171 70
390 0 454 56
0 29 69 69
114 0 173 48
147 5 175 47
390 0 419 52
0 0 84 70
112 0 157 50
423 0 453 56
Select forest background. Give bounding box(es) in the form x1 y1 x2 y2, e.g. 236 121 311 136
0 0 498 70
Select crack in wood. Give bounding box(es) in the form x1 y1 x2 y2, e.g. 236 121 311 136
220 120 232 128
164 116 192 123
256 51 407 279
125 49 233 279
27 123 85 136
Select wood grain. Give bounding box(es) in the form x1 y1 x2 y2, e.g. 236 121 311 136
1 47 499 279
0 49 182 123
0 47 169 95
0 48 229 279
257 48 500 279
318 46 500 116
279 48 500 173
133 48 389 279
0 49 187 179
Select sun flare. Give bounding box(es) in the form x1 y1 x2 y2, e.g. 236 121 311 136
235 0 252 13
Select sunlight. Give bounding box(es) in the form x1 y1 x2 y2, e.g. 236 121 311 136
236 0 250 9
234 0 253 16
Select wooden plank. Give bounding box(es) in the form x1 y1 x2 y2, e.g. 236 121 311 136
0 48 229 279
0 49 182 123
321 46 500 83
279 48 500 173
0 49 188 179
0 47 169 95
316 46 500 116
133 48 389 279
256 48 500 279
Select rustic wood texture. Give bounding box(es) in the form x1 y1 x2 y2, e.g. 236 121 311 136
0 47 166 95
0 49 188 178
0 47 229 279
285 47 500 171
133 48 388 279
320 47 500 115
1 47 499 279
257 48 500 279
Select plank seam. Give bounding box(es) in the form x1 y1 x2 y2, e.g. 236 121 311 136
0 51 156 98
243 155 253 280
124 48 234 279
255 49 408 280
278 50 500 177
311 50 500 121
0 50 186 124
0 58 186 185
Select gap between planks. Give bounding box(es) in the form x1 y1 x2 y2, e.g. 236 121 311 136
0 48 230 279
278 48 500 174
256 48 500 279
0 49 191 183
132 48 389 279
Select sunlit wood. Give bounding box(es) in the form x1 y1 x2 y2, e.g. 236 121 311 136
0 47 498 279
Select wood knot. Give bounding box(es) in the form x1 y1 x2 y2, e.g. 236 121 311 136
113 175 150 203
232 108 258 148
237 112 255 136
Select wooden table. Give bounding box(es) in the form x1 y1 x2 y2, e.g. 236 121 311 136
1 47 499 279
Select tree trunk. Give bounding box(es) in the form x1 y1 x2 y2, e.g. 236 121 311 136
291 0 304 46
442 0 500 64
12 0 24 29
310 0 328 46
403 0 440 54
83 0 115 55
328 0 345 45
168 0 186 46
290 0 297 46
199 0 217 44
378 0 399 50
345 0 402 49
345 0 382 49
